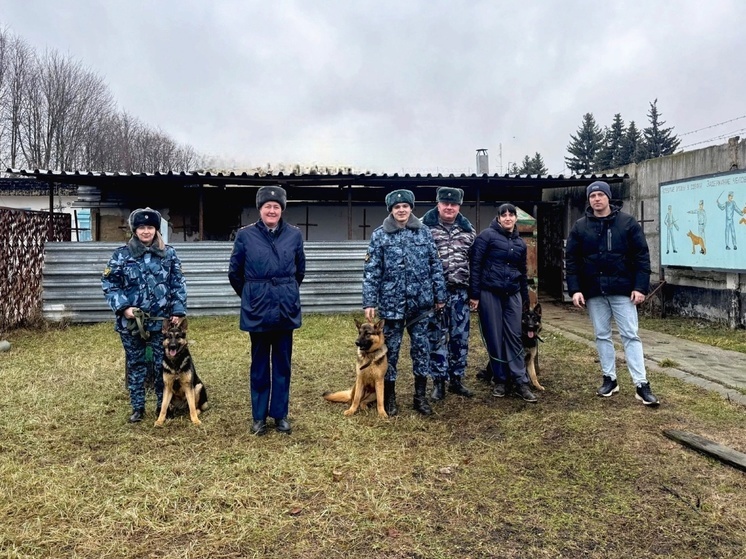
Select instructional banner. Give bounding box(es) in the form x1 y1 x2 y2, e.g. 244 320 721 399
660 170 746 271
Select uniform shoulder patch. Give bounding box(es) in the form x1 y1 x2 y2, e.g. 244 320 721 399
364 252 370 262
103 267 111 276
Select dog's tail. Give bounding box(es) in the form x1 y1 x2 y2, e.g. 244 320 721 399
322 389 352 403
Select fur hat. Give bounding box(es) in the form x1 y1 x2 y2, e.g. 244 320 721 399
437 186 464 205
256 186 287 210
128 207 161 231
385 189 415 212
586 181 612 200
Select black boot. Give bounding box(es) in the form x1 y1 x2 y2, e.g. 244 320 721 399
413 376 433 416
431 378 447 402
384 380 398 417
448 375 474 398
128 409 145 423
515 382 538 403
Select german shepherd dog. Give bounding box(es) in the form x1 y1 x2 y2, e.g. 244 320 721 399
323 319 388 418
155 318 208 427
523 302 544 391
687 230 706 254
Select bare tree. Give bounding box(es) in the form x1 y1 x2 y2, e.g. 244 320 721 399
2 29 204 173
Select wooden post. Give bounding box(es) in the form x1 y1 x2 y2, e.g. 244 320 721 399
664 429 746 472
198 187 205 241
347 185 353 240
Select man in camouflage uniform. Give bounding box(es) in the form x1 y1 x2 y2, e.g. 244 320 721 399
363 189 446 416
422 187 476 402
102 208 187 423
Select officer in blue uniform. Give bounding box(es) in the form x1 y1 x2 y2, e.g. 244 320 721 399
363 189 446 416
422 187 476 402
102 208 187 423
229 186 306 436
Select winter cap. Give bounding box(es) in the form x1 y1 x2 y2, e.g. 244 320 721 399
437 186 464 205
385 189 415 212
586 181 612 200
128 207 161 231
256 185 287 210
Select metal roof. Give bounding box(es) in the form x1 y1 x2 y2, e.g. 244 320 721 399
6 168 628 204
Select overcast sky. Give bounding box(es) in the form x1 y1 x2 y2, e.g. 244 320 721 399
2 0 744 175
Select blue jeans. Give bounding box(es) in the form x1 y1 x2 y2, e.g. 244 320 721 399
586 295 648 386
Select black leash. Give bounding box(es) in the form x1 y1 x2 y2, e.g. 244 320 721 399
403 307 443 329
475 312 544 365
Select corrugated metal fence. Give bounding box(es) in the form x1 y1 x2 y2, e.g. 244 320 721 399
42 241 369 323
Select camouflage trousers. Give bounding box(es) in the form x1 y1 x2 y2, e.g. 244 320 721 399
120 331 164 412
428 287 470 380
384 316 430 381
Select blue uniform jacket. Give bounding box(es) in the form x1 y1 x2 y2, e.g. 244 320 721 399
228 219 306 332
362 214 446 320
101 236 187 334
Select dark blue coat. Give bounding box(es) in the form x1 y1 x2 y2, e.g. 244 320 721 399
469 218 528 304
565 204 651 299
228 219 306 332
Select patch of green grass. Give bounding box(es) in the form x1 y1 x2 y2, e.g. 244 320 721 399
0 315 745 558
640 316 746 354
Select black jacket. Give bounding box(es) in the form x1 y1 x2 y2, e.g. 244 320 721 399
469 218 528 304
565 204 651 299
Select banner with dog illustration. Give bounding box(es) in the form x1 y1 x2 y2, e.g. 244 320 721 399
660 170 746 271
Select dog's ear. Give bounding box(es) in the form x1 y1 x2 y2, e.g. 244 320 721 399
179 317 188 330
162 320 170 333
533 303 542 317
354 318 363 329
374 319 385 331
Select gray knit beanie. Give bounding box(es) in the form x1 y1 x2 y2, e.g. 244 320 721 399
586 181 612 200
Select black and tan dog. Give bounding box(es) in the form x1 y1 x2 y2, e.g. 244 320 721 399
155 318 208 427
323 319 388 418
522 301 544 391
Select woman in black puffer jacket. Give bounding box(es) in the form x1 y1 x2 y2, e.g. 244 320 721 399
469 203 537 402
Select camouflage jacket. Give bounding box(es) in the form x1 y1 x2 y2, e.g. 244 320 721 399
101 234 187 333
363 214 446 320
421 207 475 289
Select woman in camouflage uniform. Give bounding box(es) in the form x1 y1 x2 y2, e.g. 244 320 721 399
363 189 446 416
102 208 187 423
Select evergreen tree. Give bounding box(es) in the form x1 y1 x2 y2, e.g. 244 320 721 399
641 99 681 159
595 113 626 170
515 152 548 175
565 113 603 173
516 155 533 174
529 152 548 174
619 120 643 165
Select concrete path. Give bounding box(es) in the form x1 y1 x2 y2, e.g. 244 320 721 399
540 300 746 407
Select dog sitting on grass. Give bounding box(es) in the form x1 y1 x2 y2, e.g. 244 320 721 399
323 319 388 418
155 319 208 427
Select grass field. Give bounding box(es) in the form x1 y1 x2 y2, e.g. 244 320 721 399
1 314 745 558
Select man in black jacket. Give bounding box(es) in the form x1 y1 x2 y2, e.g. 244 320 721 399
565 181 659 406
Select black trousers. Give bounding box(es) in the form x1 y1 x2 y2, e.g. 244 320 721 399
478 290 529 384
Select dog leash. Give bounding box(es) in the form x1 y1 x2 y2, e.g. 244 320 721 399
403 306 444 329
475 312 544 366
127 308 167 340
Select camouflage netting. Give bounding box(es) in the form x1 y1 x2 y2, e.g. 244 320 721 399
0 207 71 332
